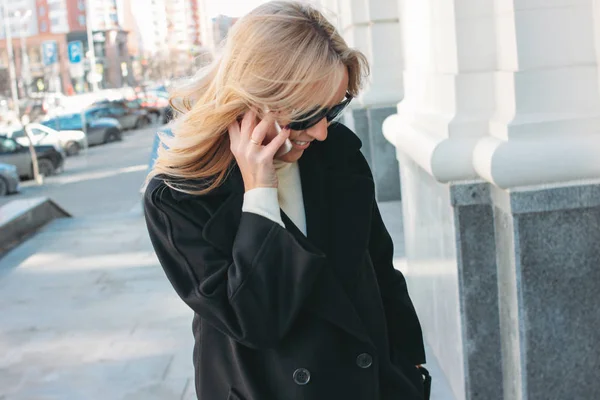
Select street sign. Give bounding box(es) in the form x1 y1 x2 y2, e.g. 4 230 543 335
41 41 58 66
68 41 83 64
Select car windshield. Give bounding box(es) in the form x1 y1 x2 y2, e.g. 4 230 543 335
42 114 83 131
0 129 25 138
10 129 27 138
86 108 107 119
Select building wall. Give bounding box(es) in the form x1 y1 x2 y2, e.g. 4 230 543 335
47 0 69 33
165 0 188 51
1 0 202 93
89 0 118 30
66 0 87 32
35 0 51 36
125 0 167 57
189 0 200 45
0 0 39 39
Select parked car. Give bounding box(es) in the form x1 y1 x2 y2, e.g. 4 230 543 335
123 96 166 124
41 112 122 146
87 100 152 130
0 163 20 196
130 89 173 124
19 92 67 123
0 136 65 179
3 123 87 157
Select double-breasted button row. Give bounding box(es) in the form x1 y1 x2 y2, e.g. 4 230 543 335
293 368 311 385
356 353 373 369
292 354 372 386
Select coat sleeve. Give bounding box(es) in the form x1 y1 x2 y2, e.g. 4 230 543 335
369 201 426 365
144 186 327 349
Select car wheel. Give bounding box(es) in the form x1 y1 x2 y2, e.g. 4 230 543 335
65 141 80 156
37 158 55 177
0 177 8 196
135 116 150 129
104 129 119 143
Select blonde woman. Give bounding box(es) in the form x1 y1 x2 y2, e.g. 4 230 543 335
144 1 427 399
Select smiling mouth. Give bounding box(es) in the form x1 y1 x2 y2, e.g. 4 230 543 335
292 139 312 146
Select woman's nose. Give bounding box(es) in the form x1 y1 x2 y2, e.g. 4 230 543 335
306 118 328 141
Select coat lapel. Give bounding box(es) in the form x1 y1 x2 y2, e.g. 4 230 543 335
297 131 377 346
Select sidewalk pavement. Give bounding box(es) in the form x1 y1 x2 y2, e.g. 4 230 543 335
0 211 196 400
0 202 454 400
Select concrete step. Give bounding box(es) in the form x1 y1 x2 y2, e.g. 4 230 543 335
0 197 71 256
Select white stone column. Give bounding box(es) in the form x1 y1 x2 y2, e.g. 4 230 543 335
473 2 600 400
385 1 600 399
384 0 497 182
383 1 500 399
473 0 600 188
319 0 403 106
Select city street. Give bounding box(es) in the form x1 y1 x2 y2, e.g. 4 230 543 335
0 126 158 216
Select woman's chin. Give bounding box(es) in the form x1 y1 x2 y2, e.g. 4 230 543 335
276 148 304 163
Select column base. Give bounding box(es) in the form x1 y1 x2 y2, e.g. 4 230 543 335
491 181 600 400
398 154 503 400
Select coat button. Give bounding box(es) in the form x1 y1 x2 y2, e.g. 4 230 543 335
356 353 373 369
293 368 311 385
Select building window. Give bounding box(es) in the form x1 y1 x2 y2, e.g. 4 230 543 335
51 17 60 26
40 21 47 32
78 0 85 11
78 15 86 27
49 2 61 11
39 6 46 16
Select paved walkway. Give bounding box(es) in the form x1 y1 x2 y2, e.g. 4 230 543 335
0 211 195 400
0 202 454 400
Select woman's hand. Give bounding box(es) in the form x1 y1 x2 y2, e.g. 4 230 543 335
228 111 291 192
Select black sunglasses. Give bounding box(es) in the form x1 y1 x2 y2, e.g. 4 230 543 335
286 92 353 131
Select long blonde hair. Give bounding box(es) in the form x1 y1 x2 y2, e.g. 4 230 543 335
149 0 369 195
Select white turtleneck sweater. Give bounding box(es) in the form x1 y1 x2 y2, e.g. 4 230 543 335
241 161 307 235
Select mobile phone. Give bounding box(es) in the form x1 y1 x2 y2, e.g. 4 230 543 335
263 108 292 157
274 121 293 157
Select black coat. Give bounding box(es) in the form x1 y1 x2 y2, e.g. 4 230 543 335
144 123 426 400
